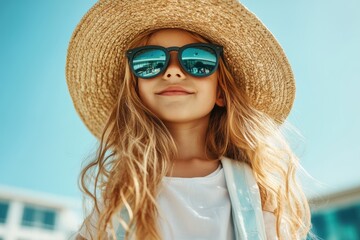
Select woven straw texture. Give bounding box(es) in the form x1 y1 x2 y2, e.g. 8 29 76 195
66 0 295 139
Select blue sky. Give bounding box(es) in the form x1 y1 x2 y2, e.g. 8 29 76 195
1 0 359 200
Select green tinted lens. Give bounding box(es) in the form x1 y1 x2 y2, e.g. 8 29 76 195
132 49 166 78
181 46 217 76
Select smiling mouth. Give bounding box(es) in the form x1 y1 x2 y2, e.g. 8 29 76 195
156 85 195 95
157 91 194 96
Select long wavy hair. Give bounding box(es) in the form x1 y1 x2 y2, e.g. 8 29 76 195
79 29 311 240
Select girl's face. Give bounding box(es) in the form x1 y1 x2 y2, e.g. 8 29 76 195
137 29 223 126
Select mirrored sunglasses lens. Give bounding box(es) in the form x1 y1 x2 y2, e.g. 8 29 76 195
132 49 166 78
181 47 217 76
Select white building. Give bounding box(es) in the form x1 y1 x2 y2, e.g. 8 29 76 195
0 185 82 240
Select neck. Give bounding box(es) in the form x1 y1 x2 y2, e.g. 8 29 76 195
164 116 220 177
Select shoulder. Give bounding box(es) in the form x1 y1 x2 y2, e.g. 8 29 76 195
73 234 86 240
221 156 277 212
262 211 278 240
220 156 251 171
78 201 113 240
220 156 254 183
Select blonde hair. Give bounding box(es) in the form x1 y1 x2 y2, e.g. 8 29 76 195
79 29 311 239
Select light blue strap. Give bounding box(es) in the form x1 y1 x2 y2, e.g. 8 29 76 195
222 157 267 240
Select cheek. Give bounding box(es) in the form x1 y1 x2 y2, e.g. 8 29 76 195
200 76 218 101
137 79 149 99
137 80 150 107
137 83 144 99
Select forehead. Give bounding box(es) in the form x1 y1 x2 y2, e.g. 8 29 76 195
147 29 200 47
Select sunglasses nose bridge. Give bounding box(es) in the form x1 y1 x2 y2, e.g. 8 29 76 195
168 51 180 65
162 48 186 80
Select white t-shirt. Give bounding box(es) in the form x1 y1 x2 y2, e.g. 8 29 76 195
79 165 277 239
157 165 234 240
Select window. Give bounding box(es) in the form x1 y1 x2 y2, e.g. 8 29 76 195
311 214 328 239
310 203 360 239
21 205 57 230
336 205 360 224
0 201 9 224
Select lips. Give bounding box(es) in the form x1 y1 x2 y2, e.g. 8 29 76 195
156 86 194 95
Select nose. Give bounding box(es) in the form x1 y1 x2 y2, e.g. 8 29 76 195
162 52 186 81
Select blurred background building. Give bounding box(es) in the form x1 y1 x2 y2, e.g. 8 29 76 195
310 185 360 240
1 0 360 240
0 185 81 240
1 184 360 240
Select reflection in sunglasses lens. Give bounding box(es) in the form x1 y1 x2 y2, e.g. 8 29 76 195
181 47 217 76
133 49 166 78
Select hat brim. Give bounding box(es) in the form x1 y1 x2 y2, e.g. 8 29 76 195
66 0 295 139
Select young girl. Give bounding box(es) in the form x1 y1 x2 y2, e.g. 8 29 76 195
66 0 311 239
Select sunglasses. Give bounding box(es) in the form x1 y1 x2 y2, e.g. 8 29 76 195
126 43 223 79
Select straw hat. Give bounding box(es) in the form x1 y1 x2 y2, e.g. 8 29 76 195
66 0 295 139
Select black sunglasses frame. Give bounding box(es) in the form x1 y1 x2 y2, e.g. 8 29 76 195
126 43 223 79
